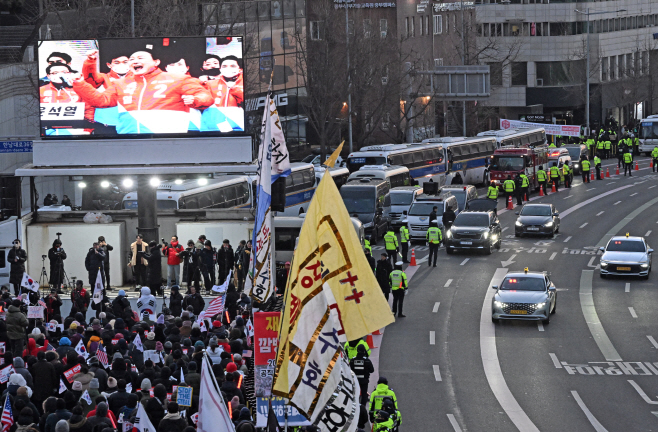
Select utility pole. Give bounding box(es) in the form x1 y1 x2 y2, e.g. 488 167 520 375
461 0 466 137
345 4 353 153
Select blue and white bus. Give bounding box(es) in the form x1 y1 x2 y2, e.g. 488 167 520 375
476 127 546 148
427 136 499 185
279 163 317 216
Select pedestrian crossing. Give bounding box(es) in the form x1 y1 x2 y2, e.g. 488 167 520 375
372 245 429 251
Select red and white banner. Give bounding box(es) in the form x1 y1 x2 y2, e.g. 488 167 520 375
500 118 581 137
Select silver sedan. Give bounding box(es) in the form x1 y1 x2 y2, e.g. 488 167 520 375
600 235 653 279
491 271 557 324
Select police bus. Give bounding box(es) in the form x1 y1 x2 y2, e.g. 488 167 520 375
314 166 350 189
476 127 547 148
276 162 317 216
422 136 499 185
639 115 658 155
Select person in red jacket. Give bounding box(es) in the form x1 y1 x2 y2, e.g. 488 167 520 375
200 56 244 132
81 49 132 90
162 236 184 288
71 49 213 134
40 63 95 124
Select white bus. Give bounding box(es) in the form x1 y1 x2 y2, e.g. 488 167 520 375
314 166 350 189
422 136 499 185
347 165 413 188
476 127 547 148
639 115 658 154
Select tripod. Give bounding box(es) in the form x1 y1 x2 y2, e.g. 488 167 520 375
38 255 48 298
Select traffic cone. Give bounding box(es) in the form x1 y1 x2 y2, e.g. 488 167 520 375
590 170 595 181
616 166 620 175
366 334 377 349
636 161 640 171
551 182 557 193
606 168 610 178
507 196 514 210
372 329 382 335
539 186 544 197
410 249 417 266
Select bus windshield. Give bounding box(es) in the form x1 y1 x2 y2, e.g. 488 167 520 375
340 187 374 213
641 122 658 140
491 156 524 171
347 156 386 172
123 200 178 210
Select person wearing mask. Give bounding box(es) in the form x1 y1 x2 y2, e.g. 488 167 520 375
128 234 148 288
7 239 26 296
200 240 216 293
383 229 398 267
97 236 113 289
48 239 67 292
375 253 392 301
389 262 407 318
85 242 106 289
162 236 184 289
216 239 235 286
142 240 163 296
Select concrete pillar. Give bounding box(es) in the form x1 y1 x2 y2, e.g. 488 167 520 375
136 175 159 243
527 61 536 88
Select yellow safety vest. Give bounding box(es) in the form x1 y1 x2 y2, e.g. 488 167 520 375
563 165 571 176
537 170 547 182
399 227 409 242
384 232 398 250
652 147 658 158
581 160 590 171
624 152 633 163
503 180 515 192
487 186 499 199
390 270 407 290
344 340 371 359
426 227 442 244
364 239 371 254
520 174 529 187
597 141 604 149
594 157 601 166
549 166 559 178
604 141 611 149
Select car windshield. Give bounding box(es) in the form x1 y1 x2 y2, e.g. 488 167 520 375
606 240 646 252
446 191 466 209
347 156 387 172
391 193 413 205
641 122 658 140
521 206 551 216
465 200 497 212
340 188 374 213
565 147 581 159
491 156 524 171
301 154 316 163
454 213 489 227
409 202 442 216
500 276 546 291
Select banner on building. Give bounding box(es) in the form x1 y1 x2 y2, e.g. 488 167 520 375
500 118 581 137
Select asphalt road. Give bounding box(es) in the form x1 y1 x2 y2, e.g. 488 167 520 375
375 156 658 431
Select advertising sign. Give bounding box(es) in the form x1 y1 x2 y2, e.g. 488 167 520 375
37 37 245 138
500 119 580 137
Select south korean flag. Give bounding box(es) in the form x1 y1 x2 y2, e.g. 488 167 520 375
74 339 89 359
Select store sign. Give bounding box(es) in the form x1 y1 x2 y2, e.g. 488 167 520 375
245 93 288 112
433 1 473 12
501 119 580 137
334 0 396 9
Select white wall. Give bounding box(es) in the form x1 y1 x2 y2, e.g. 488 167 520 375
176 221 253 249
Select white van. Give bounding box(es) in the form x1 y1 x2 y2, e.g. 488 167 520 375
347 165 413 189
389 186 423 228
404 193 459 240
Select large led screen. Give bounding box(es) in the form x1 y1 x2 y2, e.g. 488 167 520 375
37 37 245 137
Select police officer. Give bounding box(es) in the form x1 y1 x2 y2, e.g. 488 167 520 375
537 166 548 195
389 262 407 317
503 175 516 203
520 171 530 201
373 411 395 432
514 173 524 206
604 139 611 159
349 344 374 404
623 150 633 176
549 162 560 192
364 238 372 256
426 221 442 268
381 397 402 432
383 228 398 266
596 137 605 156
594 154 602 180
369 376 398 422
652 146 658 173
487 181 499 201
399 225 410 264
344 338 371 360
563 161 572 188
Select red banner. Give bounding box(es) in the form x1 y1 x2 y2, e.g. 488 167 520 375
254 312 280 366
64 364 82 383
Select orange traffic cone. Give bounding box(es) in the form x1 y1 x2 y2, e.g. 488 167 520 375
590 170 595 181
507 196 514 210
539 186 545 197
372 329 382 335
524 192 529 201
410 249 417 266
551 182 557 193
636 161 640 171
606 168 610 178
366 334 377 349
616 166 620 175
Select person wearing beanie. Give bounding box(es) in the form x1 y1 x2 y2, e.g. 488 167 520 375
15 387 39 425
225 362 238 374
158 401 188 432
230 395 240 412
80 379 101 415
220 372 244 405
179 320 192 338
45 398 72 432
107 379 129 418
40 397 58 432
88 359 108 394
111 292 130 325
235 406 255 431
143 332 156 350
55 419 70 432
66 405 90 432
16 406 37 430
13 357 33 388
72 364 95 392
206 337 223 365
85 402 113 431
183 361 201 396
138 378 152 405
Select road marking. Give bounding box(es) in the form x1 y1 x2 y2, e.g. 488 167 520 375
647 335 658 349
625 283 630 293
444 279 453 287
549 353 562 368
537 322 544 332
549 252 557 260
460 258 469 265
652 412 658 419
433 302 440 313
646 230 652 236
587 188 596 191
447 414 462 432
433 364 442 381
587 256 599 269
631 192 638 196
429 331 435 345
628 380 658 404
650 185 657 189
595 196 658 248
502 227 509 232
480 268 540 432
629 307 638 318
580 223 588 228
564 236 572 242
579 270 622 361
571 391 609 432
596 211 605 216
614 201 622 205
564 195 573 199
500 254 517 267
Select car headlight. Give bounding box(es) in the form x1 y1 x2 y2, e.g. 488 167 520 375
641 263 649 269
535 302 546 308
544 221 554 227
491 234 498 242
600 261 608 268
445 230 452 239
363 222 373 228
483 232 489 239
574 163 579 168
515 220 523 227
494 301 506 308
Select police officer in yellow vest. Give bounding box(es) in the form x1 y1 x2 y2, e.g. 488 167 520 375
390 262 407 317
369 376 398 422
596 139 605 155
624 150 633 176
604 140 611 159
537 166 548 195
384 229 398 266
344 338 371 360
652 146 658 173
581 157 591 183
426 220 442 268
502 175 516 202
487 181 499 201
364 238 372 255
399 225 410 264
549 162 560 191
563 162 572 188
594 154 602 180
520 172 530 200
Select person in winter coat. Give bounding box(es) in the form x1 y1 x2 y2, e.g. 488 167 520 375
23 336 49 358
158 402 188 432
97 236 113 289
72 364 95 392
143 241 163 296
46 289 63 322
80 379 100 415
30 351 58 407
107 379 129 418
7 239 27 296
48 239 67 291
235 407 256 432
117 393 138 429
85 402 113 431
71 282 90 317
84 242 106 289
67 405 92 432
162 236 184 289
200 240 216 293
216 239 234 286
182 287 205 316
40 397 58 432
145 384 167 426
13 357 33 388
128 234 148 288
168 285 183 317
111 290 130 321
136 286 157 317
44 398 72 432
7 299 28 356
16 406 38 432
375 253 393 301
183 361 201 396
88 360 107 393
180 240 202 291
220 371 244 405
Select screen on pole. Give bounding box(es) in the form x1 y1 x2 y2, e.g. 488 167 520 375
37 37 245 138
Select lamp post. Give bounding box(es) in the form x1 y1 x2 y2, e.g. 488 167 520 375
575 8 626 135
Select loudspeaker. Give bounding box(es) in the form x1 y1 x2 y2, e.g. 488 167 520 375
423 181 439 195
271 177 286 212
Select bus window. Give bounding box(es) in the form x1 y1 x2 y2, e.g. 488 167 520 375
333 173 349 188
237 182 250 205
212 188 226 207
275 227 299 251
412 151 424 167
388 155 403 166
198 192 213 208
285 174 294 192
225 185 238 207
302 169 314 189
521 135 530 145
292 171 305 191
402 153 413 165
184 196 199 209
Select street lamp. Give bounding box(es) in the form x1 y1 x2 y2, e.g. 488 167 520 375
575 8 626 135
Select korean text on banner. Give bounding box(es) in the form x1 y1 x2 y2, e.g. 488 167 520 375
63 364 82 383
500 118 581 137
27 306 44 320
0 366 14 384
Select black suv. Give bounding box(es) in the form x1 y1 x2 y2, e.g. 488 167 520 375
444 210 502 255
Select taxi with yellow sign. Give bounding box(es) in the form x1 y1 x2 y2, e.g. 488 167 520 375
599 233 653 279
491 268 557 325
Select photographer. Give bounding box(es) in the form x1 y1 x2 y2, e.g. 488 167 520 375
7 239 26 296
48 239 67 291
85 241 107 288
98 236 113 289
128 234 148 288
162 236 184 289
142 240 163 296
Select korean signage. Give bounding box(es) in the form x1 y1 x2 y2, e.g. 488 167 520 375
334 0 396 9
433 1 473 12
0 141 33 153
519 114 551 123
500 118 581 137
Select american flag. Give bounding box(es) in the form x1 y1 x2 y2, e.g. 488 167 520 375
1 392 13 432
96 345 109 368
203 294 226 319
37 299 46 308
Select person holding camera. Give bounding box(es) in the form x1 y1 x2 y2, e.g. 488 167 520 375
98 236 113 289
7 239 26 296
128 234 148 288
162 235 184 289
48 239 67 291
85 241 107 289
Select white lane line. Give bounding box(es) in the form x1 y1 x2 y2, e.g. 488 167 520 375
571 391 610 432
460 258 469 265
629 307 638 318
433 364 442 381
433 302 440 313
549 353 562 368
480 268 540 432
652 412 658 419
564 236 572 242
631 192 638 196
444 279 453 287
587 188 596 191
580 222 588 228
596 211 605 216
447 414 462 432
646 230 652 236
579 270 622 361
628 380 658 404
537 322 544 332
650 185 657 189
429 331 436 345
564 195 573 200
614 201 622 205
502 227 509 232
625 283 630 293
647 335 658 349
596 196 658 248
549 252 557 261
